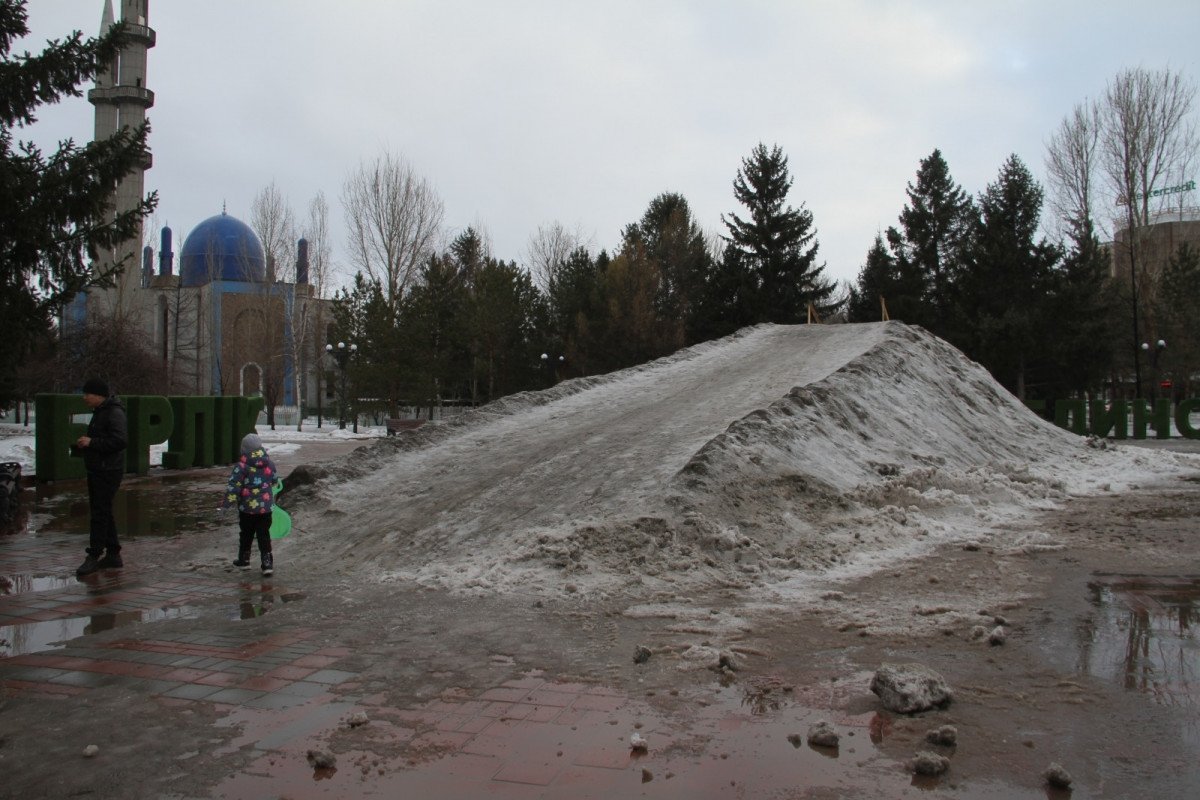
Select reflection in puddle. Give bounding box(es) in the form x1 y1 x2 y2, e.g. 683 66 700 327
27 477 221 539
232 589 306 620
0 605 199 657
1082 574 1200 708
0 573 76 594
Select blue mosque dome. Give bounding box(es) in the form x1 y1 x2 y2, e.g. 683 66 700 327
179 212 267 287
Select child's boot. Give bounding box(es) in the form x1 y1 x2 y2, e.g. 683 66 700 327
261 552 274 577
233 549 251 569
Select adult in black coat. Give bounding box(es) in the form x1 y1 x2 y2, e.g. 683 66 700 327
74 378 128 576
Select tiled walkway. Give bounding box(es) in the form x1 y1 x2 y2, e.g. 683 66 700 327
1 482 914 799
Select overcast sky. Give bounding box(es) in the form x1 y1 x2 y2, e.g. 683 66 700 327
17 1 1200 290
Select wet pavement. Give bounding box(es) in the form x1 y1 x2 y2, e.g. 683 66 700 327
3 451 1200 797
0 468 961 799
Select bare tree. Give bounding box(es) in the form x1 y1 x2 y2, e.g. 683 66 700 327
341 151 444 312
1046 67 1198 396
1099 67 1197 395
251 181 297 283
1100 67 1197 229
1045 100 1101 239
284 192 336 431
249 184 305 427
524 221 588 295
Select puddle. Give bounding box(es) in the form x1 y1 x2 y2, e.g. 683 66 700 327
210 677 960 799
20 478 222 539
1083 574 1200 708
0 586 307 656
231 588 307 620
0 604 200 657
0 573 76 594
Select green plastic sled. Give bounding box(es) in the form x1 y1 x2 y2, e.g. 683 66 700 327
270 479 292 539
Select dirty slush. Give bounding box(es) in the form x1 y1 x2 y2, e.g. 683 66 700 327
2 322 1199 798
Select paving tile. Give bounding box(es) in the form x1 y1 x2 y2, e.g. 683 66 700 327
253 700 356 750
204 687 267 705
273 680 331 699
291 654 339 669
0 678 88 697
572 745 633 770
238 675 293 692
571 694 625 712
240 691 313 710
421 752 502 778
125 678 185 695
162 667 212 682
1 666 68 682
303 669 356 685
264 664 315 681
193 671 243 687
525 704 564 723
480 686 530 703
409 730 473 752
160 682 226 701
462 733 512 757
47 670 116 688
314 646 352 657
492 759 562 786
525 687 578 707
481 701 518 718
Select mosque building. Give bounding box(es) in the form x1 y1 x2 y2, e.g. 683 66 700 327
74 0 330 411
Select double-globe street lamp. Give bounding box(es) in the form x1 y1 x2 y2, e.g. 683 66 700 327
1140 339 1167 401
540 352 564 386
325 341 358 432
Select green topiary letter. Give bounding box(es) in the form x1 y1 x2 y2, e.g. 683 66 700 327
1131 399 1172 440
124 396 174 474
231 396 264 454
1055 399 1087 435
1176 399 1200 439
163 397 217 469
1089 400 1127 439
34 394 88 481
213 397 237 465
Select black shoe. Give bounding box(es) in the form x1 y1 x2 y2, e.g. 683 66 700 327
97 552 123 569
233 550 251 569
261 553 274 577
76 555 101 576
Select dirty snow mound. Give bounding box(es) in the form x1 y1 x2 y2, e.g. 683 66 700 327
294 322 1197 599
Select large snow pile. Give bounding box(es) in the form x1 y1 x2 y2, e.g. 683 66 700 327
294 322 1197 598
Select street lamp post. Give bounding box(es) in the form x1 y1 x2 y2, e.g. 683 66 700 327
316 352 324 429
1140 339 1166 401
540 352 565 386
325 341 357 431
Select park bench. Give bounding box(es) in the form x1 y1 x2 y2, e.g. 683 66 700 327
385 419 425 436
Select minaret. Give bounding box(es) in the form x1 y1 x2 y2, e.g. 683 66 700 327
87 0 156 318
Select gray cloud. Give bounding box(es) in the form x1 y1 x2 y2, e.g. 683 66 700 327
20 1 1200 289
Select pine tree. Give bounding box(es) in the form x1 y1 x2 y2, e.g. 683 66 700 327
847 234 896 322
621 192 712 343
1044 218 1119 401
719 143 836 326
958 155 1061 399
891 149 975 337
0 1 157 401
1155 243 1200 395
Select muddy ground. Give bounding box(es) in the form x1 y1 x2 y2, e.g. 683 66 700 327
3 450 1199 798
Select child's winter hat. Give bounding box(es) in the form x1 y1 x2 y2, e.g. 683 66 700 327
240 433 264 454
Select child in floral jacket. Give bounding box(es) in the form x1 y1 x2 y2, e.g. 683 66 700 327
222 433 277 576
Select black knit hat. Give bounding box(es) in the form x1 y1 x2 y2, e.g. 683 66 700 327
81 378 110 397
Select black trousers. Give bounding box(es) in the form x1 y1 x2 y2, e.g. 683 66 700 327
238 511 273 556
86 469 123 556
